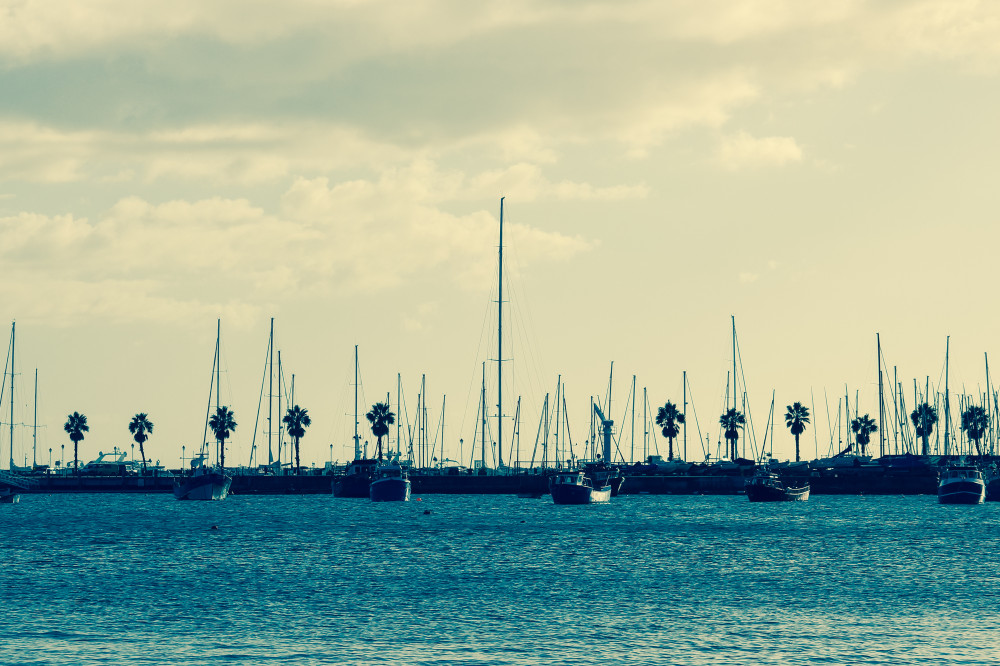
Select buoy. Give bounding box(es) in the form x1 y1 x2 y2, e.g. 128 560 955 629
210 525 219 530
423 509 431 515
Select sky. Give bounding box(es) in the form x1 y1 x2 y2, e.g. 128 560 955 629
3 0 1000 470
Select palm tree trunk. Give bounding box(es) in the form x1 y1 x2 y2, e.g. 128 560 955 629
922 434 929 456
74 441 79 473
295 437 300 474
795 433 800 462
668 437 673 461
140 443 147 475
220 438 225 469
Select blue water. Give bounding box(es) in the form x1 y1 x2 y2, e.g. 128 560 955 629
1 494 998 665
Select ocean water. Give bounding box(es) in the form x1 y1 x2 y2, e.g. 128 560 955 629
1 493 998 665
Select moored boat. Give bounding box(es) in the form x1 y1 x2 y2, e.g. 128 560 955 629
333 458 377 497
173 456 232 501
369 456 410 502
937 465 985 505
550 469 611 505
745 467 810 502
0 486 19 503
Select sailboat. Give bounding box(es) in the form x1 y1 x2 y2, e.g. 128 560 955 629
173 320 233 501
333 345 377 497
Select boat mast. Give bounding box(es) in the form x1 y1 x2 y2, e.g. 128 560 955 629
683 370 688 461
268 317 274 465
397 373 402 457
9 320 14 470
944 336 950 455
215 319 220 466
353 345 360 460
33 369 37 468
480 362 486 470
497 197 504 471
278 351 283 467
732 316 737 460
630 375 636 464
878 333 885 458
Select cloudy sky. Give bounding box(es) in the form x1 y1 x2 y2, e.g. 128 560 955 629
3 0 1000 469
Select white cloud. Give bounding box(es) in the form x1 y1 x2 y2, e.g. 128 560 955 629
0 167 595 326
717 132 803 170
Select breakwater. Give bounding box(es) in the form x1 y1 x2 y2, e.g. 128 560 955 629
13 462 945 495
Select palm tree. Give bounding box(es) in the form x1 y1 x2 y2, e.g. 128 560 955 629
283 405 312 474
63 412 89 473
365 402 395 461
655 401 685 460
128 413 154 475
850 414 878 456
910 403 938 456
784 402 810 462
719 408 745 461
961 405 988 456
208 406 237 469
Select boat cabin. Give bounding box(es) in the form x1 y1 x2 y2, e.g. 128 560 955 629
940 467 983 482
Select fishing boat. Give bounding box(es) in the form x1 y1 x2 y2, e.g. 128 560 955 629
550 469 611 505
332 345 377 498
745 467 810 502
173 455 232 501
583 461 625 496
369 456 410 502
174 320 233 501
334 458 378 497
937 465 985 505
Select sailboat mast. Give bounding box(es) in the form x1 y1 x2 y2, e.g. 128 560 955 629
945 336 951 455
480 362 486 470
9 321 14 470
683 370 688 461
268 317 274 465
215 319 220 467
33 369 37 468
397 373 402 457
878 333 885 457
278 351 284 467
497 197 504 471
353 345 359 460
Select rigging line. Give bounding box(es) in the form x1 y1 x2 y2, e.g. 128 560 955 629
734 331 758 460
460 272 497 439
248 335 270 469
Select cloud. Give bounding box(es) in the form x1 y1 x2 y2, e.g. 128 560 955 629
0 167 596 326
716 132 803 170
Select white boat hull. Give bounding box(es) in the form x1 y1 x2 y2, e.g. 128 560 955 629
174 473 232 501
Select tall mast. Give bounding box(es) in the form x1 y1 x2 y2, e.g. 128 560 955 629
397 373 402 456
732 315 737 417
353 345 360 460
630 375 636 464
268 317 274 465
278 351 284 467
497 197 504 470
9 321 14 470
944 336 951 455
683 370 688 461
215 319 220 411
480 362 486 470
878 333 885 458
33 369 37 468
215 319 221 467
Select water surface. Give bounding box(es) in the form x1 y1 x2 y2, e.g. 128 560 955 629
1 494 997 665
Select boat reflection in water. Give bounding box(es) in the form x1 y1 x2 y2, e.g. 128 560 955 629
745 467 810 502
369 456 410 502
938 465 985 505
550 470 611 505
